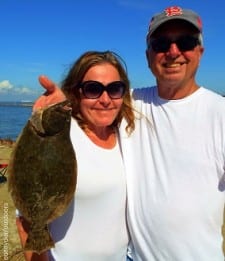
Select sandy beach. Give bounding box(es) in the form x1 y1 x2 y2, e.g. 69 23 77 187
0 140 25 261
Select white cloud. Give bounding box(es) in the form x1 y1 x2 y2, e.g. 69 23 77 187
0 80 13 92
14 86 36 94
0 80 38 98
0 80 40 101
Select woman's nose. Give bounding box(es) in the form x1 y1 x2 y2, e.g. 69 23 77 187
98 90 111 104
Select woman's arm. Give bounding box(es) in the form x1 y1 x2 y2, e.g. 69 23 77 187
16 217 49 261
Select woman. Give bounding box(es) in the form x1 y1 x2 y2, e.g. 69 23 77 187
16 50 135 261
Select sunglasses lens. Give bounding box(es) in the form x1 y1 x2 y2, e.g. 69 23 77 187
80 81 125 99
81 82 103 99
107 82 125 99
151 37 171 53
150 35 199 53
177 35 199 51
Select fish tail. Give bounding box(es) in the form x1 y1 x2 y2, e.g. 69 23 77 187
24 224 55 254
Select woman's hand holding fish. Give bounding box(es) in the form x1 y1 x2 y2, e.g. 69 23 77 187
33 75 66 111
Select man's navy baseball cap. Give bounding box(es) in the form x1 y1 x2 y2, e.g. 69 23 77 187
147 6 203 39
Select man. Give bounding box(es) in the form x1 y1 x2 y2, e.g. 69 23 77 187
120 6 225 261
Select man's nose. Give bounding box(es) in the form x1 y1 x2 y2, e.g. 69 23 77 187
166 42 181 58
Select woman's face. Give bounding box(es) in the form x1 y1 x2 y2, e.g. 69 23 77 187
79 63 124 130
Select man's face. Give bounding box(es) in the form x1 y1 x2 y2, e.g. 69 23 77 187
146 20 204 98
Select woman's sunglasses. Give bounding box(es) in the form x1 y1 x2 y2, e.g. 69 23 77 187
79 81 126 99
149 35 200 53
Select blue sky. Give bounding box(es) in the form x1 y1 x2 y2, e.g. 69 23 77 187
0 0 224 101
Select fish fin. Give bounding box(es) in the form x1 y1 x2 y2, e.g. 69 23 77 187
24 224 55 254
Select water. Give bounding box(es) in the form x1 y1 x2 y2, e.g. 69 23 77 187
0 103 32 141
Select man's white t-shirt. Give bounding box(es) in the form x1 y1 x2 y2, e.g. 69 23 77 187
120 87 225 261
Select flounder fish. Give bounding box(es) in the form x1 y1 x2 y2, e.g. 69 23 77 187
8 101 77 254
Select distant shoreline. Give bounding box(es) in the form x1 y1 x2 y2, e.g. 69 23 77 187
0 101 33 107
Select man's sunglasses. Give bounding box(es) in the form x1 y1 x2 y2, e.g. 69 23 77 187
79 81 126 99
149 35 200 53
